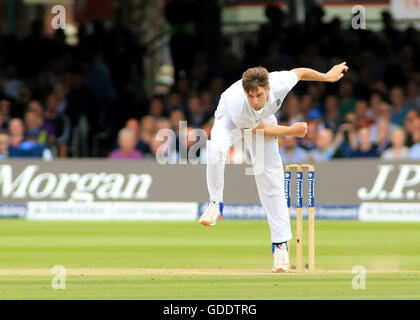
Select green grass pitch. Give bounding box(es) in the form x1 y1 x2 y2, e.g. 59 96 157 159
0 219 420 299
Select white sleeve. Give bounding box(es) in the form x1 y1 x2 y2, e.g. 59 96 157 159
269 71 298 102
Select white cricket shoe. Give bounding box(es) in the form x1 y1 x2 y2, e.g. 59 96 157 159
199 201 223 226
272 243 289 273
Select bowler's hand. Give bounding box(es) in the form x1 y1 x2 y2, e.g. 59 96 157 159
291 122 308 138
325 62 349 82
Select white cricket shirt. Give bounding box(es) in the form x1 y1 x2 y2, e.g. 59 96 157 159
217 71 298 129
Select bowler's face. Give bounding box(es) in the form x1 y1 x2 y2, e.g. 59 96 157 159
245 86 269 111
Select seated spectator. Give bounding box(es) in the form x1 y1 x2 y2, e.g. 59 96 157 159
333 114 358 158
369 91 385 121
165 91 185 115
350 127 379 158
0 112 7 132
281 94 304 125
178 126 206 163
26 100 56 145
8 132 53 161
300 94 314 120
404 109 420 147
321 95 344 134
45 94 71 157
14 86 33 118
381 128 410 160
354 99 374 128
125 118 152 157
8 118 25 148
374 120 392 154
186 94 205 128
299 120 318 151
406 79 420 110
3 65 23 99
150 133 177 163
370 103 400 142
0 99 11 129
108 128 144 160
338 79 357 116
52 81 68 113
149 96 165 118
390 87 413 126
170 109 186 152
156 117 172 132
0 131 9 159
139 115 156 148
309 128 336 162
279 136 307 164
410 143 420 159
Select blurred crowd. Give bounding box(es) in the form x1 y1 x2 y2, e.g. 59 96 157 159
0 4 420 162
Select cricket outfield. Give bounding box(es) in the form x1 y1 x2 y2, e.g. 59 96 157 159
0 219 419 299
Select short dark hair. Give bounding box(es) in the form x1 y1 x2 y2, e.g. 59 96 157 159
242 67 269 93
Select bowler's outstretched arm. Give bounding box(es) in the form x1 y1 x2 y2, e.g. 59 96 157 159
291 62 349 82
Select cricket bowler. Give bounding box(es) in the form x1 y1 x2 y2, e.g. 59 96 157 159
199 62 349 272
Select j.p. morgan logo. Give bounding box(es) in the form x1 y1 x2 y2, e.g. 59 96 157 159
358 165 420 200
0 165 152 201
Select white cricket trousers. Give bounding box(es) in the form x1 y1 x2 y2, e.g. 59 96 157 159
206 110 292 243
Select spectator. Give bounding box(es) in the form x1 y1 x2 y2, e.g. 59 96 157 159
281 95 304 125
108 128 144 160
370 103 400 142
150 133 177 163
381 128 410 160
374 120 392 154
169 109 186 150
321 95 344 134
166 91 185 115
309 128 336 162
45 94 71 157
149 96 165 118
0 99 11 129
24 109 54 146
0 110 7 131
13 86 33 118
3 65 23 99
178 126 205 163
8 131 53 161
125 118 152 157
410 142 420 159
354 99 374 128
27 100 56 142
156 117 172 132
0 131 9 159
138 115 156 151
350 127 379 158
186 94 205 128
369 91 385 121
404 109 420 147
390 87 413 126
338 80 357 116
299 120 318 151
300 94 314 120
406 79 420 109
279 136 307 164
8 118 25 148
52 82 68 114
